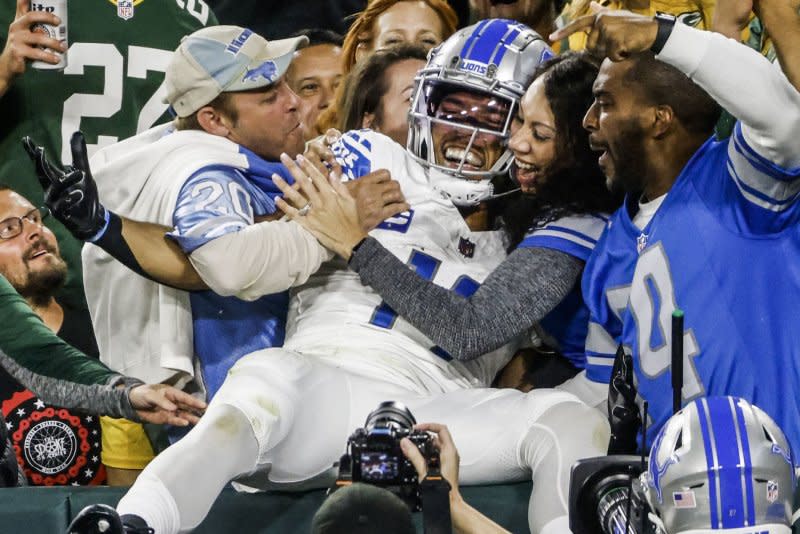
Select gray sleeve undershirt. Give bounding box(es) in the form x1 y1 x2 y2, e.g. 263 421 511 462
349 237 584 361
0 349 142 421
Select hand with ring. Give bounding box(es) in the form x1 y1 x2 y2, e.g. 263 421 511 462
273 152 408 260
273 153 365 259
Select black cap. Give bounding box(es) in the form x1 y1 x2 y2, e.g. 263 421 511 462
311 483 416 534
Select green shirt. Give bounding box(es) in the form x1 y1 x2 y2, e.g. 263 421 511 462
0 0 217 310
0 274 116 386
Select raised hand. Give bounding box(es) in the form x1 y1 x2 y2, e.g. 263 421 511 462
273 152 365 259
0 0 67 95
303 128 343 174
550 7 660 61
401 422 460 488
22 131 109 240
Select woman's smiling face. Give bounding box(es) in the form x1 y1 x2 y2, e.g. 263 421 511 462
508 76 558 194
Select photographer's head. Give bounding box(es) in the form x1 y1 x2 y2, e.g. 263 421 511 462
165 26 309 161
311 483 415 534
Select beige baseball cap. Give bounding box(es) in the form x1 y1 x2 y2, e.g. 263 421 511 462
164 26 308 118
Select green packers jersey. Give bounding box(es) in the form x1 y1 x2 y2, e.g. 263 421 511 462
0 0 217 309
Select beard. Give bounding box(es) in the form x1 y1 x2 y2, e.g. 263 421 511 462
11 240 68 306
605 120 649 196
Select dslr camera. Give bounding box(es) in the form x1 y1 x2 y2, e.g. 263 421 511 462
333 401 440 511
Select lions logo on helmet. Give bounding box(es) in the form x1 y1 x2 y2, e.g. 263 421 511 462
406 19 552 207
642 396 796 534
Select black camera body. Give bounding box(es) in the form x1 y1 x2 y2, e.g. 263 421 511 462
334 401 440 511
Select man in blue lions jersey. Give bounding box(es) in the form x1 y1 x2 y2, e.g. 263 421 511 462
551 10 800 461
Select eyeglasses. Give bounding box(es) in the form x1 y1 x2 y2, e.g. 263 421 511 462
0 207 50 240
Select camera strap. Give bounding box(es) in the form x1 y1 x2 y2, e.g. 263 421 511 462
420 475 452 534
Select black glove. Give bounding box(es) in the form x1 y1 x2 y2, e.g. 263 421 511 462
22 132 108 241
606 344 642 455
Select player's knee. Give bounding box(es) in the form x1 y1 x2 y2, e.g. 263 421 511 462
187 403 256 446
539 400 609 457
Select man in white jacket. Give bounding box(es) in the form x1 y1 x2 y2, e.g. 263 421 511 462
24 25 406 403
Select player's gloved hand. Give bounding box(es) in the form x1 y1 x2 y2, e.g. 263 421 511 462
607 344 642 455
22 131 109 241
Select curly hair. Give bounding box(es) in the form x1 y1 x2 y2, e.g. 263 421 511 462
503 52 624 248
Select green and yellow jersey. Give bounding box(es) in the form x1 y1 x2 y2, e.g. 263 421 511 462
0 0 217 309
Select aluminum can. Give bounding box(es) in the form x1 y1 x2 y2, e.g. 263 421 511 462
30 0 67 70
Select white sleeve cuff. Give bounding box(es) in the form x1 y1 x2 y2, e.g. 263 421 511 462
655 19 711 77
189 220 332 301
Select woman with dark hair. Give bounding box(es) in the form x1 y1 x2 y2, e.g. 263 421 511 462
339 43 428 145
503 52 617 246
285 52 622 406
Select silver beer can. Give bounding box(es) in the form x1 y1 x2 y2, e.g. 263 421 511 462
29 0 68 70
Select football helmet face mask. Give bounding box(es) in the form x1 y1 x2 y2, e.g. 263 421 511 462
407 18 552 206
642 396 796 534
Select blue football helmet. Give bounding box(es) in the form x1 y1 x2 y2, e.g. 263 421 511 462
406 18 552 206
641 396 796 534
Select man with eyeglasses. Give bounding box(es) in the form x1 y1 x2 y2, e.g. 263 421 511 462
0 186 82 351
0 184 104 485
0 184 207 488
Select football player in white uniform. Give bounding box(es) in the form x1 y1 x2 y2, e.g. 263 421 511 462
68 20 609 534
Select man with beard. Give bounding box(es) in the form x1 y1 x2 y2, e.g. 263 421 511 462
0 185 179 486
0 185 92 355
549 8 800 459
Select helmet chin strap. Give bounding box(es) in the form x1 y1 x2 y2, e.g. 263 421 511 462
429 172 520 207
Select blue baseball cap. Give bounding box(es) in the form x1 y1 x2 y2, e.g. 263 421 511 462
164 25 308 117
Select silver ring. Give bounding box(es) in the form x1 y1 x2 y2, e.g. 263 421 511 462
297 203 311 216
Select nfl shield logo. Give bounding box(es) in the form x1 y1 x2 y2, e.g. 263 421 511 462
767 480 779 503
636 232 648 253
117 0 134 20
458 237 475 258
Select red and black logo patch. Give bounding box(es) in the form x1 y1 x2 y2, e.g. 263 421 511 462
2 390 105 486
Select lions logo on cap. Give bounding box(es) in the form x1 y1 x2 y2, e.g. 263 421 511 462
243 60 278 84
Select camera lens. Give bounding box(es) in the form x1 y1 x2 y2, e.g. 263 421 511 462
364 401 417 433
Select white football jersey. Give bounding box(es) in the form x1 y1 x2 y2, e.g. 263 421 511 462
285 131 515 394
